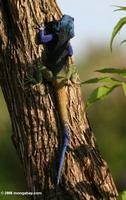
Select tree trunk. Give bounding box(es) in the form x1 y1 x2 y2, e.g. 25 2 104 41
0 0 118 199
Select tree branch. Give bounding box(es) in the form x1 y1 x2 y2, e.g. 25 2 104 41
0 0 118 199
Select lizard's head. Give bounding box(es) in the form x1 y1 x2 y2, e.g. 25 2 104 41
47 15 75 39
60 15 75 38
45 15 75 39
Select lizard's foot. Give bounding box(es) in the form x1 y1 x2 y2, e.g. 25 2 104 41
66 79 73 86
40 66 54 82
25 75 38 85
71 73 80 85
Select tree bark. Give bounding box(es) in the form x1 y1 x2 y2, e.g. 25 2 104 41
0 0 118 199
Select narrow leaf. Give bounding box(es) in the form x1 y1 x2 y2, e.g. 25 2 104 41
110 17 126 51
114 6 126 12
122 83 126 95
86 85 119 108
82 76 121 85
96 68 126 75
120 39 126 45
120 74 126 78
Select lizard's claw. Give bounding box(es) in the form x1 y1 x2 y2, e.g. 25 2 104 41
66 79 73 86
39 24 45 30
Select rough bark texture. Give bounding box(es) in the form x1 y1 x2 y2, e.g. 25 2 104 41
0 0 118 199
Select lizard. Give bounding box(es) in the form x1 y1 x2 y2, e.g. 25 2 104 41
37 15 79 186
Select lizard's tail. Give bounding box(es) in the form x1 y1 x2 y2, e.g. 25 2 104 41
55 85 69 186
55 85 68 123
57 124 68 185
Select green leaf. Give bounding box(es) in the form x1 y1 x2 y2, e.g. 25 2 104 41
86 85 119 108
114 6 126 12
120 39 126 45
122 83 126 95
82 76 121 85
110 17 126 51
118 191 126 200
96 68 126 76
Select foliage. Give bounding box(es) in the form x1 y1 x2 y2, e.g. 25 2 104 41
84 5 126 108
118 191 126 200
83 67 126 108
110 5 126 51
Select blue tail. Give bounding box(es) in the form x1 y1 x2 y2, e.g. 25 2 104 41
57 125 69 185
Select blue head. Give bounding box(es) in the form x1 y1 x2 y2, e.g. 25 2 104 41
52 15 75 39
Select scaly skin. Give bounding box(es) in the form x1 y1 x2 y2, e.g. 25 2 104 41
55 84 68 124
37 19 77 186
26 55 79 185
55 56 78 186
54 81 69 186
